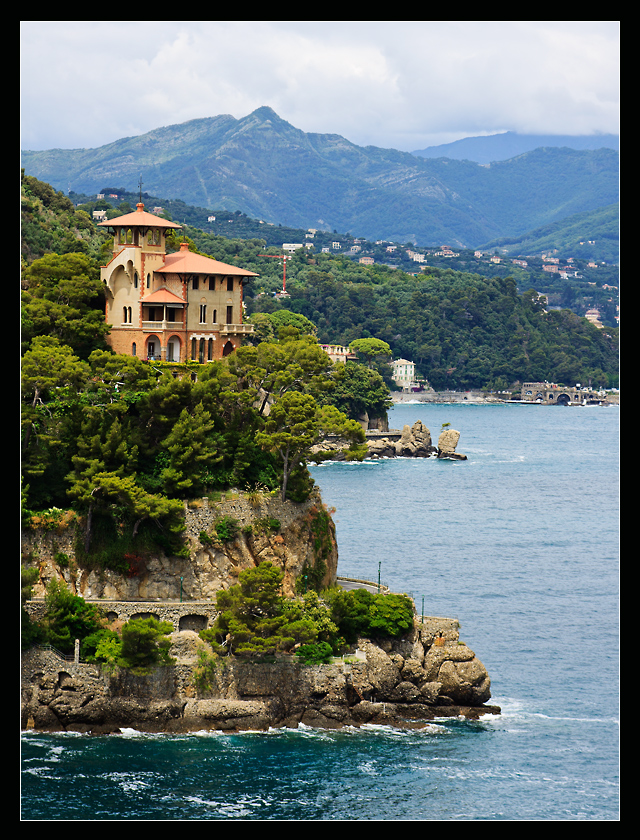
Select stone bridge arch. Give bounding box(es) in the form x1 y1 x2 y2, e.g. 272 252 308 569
179 614 209 632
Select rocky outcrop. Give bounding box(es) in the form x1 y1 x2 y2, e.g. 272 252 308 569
21 617 499 734
21 489 337 602
367 421 467 460
394 420 436 457
437 428 467 460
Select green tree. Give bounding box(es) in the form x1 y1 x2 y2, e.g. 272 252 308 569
201 563 318 657
325 588 415 643
159 403 220 497
21 336 90 458
255 391 365 501
21 252 111 358
327 361 392 422
66 469 184 553
228 334 334 416
41 579 103 654
118 617 175 673
348 338 392 368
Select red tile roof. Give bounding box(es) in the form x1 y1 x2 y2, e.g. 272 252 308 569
98 202 183 229
155 242 259 277
141 288 186 304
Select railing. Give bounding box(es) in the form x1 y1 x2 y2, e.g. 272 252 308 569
142 320 183 331
35 644 85 663
220 324 255 335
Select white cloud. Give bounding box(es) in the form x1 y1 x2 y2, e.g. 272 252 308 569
20 21 619 152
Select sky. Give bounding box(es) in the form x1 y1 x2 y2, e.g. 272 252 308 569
20 21 619 153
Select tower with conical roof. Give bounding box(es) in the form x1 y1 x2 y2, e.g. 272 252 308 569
99 203 257 362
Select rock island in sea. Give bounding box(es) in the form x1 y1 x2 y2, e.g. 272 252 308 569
21 443 498 734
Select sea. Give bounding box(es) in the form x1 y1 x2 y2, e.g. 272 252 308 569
20 402 620 821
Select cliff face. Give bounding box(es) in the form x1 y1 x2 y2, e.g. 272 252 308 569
21 488 337 601
22 485 499 733
21 618 499 734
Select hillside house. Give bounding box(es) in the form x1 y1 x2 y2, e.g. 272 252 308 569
99 203 256 363
392 358 416 391
319 344 357 364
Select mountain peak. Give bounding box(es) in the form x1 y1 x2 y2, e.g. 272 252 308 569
244 106 291 128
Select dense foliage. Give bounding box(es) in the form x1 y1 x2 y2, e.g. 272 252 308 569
20 172 618 564
248 265 618 391
199 563 416 659
22 578 175 674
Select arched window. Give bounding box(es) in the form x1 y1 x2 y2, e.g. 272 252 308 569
207 338 213 361
191 338 197 361
123 306 128 323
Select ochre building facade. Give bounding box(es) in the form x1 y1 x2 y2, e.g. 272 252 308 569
99 204 256 362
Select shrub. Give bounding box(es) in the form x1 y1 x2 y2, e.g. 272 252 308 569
199 530 213 546
253 516 281 534
41 579 103 654
295 641 334 664
54 551 69 568
118 617 175 673
214 516 240 542
326 588 415 643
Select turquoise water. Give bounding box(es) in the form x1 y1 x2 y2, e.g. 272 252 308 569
21 403 619 820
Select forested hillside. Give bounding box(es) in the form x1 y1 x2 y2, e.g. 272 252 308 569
20 171 619 571
20 174 371 553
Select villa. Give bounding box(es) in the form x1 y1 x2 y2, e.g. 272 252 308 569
98 203 257 363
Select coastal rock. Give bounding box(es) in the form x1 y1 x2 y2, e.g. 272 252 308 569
437 428 467 460
365 437 398 458
395 421 435 457
21 615 498 732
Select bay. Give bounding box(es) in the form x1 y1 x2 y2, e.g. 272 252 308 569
21 403 619 821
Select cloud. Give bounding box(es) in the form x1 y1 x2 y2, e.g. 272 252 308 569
20 21 619 152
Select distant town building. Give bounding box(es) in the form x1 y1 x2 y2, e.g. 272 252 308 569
585 308 604 328
319 344 357 364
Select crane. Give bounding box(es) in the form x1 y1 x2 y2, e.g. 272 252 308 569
258 253 293 296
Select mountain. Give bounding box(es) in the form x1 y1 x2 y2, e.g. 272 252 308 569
412 131 620 164
21 107 619 249
480 203 619 264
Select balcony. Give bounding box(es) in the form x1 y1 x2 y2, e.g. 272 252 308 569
142 320 184 332
220 323 255 336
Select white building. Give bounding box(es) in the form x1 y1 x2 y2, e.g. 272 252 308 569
392 358 416 390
